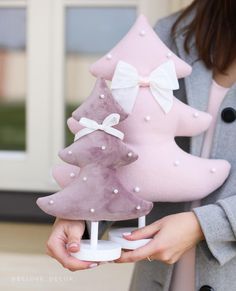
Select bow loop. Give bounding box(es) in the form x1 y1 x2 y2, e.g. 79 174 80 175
111 61 139 90
111 60 179 114
102 113 120 127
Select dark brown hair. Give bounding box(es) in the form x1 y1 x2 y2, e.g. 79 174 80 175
172 0 236 73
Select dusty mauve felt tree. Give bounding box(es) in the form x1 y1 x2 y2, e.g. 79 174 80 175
37 78 153 260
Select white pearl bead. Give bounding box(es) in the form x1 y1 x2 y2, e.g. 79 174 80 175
174 160 180 166
68 150 72 155
49 199 54 205
144 116 151 122
70 172 75 178
90 208 95 213
127 152 133 157
136 205 141 210
139 29 146 36
167 51 172 58
193 112 199 118
83 176 87 181
101 145 106 150
134 186 140 193
210 168 216 173
113 189 119 194
99 94 105 99
106 53 112 60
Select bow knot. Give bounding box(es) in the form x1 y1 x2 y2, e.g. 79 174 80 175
96 124 105 130
138 77 150 87
74 113 124 141
111 60 179 114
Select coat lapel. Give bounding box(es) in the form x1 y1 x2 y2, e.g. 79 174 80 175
174 24 213 156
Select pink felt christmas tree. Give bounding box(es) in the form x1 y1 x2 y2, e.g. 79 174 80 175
87 14 231 203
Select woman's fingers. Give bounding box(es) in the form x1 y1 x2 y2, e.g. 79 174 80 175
47 235 98 271
116 212 205 265
123 220 161 241
46 219 99 271
66 224 84 253
117 221 163 263
115 235 168 264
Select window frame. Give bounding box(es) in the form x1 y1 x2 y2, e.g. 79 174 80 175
0 0 190 192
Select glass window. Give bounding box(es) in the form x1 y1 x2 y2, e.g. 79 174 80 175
65 7 136 146
0 8 27 151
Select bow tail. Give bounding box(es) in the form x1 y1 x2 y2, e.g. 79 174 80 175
104 127 124 140
74 128 95 141
151 87 174 114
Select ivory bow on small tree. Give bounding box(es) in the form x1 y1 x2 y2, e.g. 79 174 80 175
74 113 124 141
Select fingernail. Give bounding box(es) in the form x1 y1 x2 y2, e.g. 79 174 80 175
89 263 98 269
68 242 79 249
123 232 131 236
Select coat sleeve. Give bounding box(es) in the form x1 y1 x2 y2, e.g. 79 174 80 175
192 196 236 266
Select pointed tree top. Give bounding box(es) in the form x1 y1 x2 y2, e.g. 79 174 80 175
90 14 192 80
72 78 128 121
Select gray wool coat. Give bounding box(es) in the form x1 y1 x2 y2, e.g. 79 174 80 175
88 12 236 291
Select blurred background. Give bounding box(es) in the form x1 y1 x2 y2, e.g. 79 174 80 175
0 0 191 290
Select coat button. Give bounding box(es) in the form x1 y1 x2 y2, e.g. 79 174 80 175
199 285 215 291
221 107 236 123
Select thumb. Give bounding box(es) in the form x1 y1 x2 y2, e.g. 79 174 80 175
123 221 161 241
66 226 84 253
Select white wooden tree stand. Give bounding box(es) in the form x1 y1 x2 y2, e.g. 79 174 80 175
108 216 151 250
70 221 121 261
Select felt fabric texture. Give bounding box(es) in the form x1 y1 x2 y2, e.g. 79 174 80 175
69 92 231 202
90 14 192 80
36 79 153 221
38 164 153 221
59 130 136 169
114 90 231 202
51 164 80 188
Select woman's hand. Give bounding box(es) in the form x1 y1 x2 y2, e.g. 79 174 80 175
46 218 99 271
115 211 205 265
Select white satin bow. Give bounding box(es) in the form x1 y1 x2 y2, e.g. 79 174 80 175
111 60 179 114
74 113 124 141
